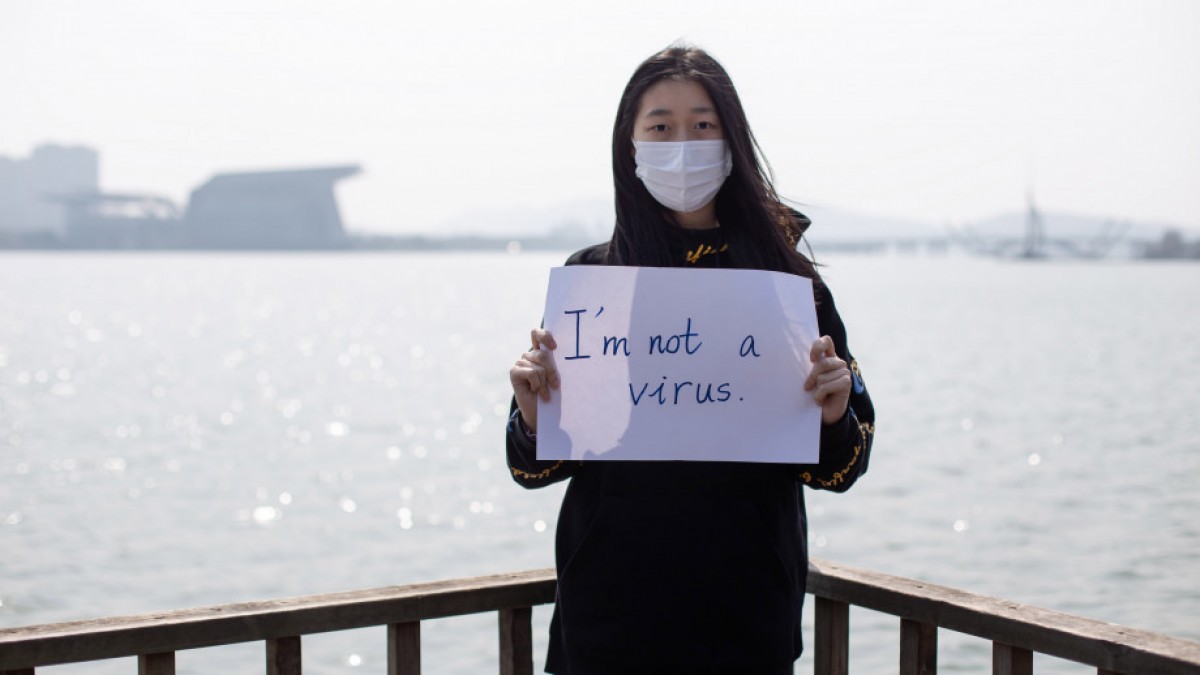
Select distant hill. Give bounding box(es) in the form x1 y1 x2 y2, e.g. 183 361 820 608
420 197 1198 252
430 198 943 245
963 210 1199 243
788 203 940 244
432 197 613 241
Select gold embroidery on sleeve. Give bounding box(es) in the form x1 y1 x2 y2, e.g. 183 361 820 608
802 420 874 488
511 460 564 482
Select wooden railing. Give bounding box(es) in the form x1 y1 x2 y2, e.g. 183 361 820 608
1 559 1197 674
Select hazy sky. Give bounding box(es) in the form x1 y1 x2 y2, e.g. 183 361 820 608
3 0 1198 235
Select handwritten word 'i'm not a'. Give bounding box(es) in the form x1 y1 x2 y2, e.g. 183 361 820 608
561 307 760 360
560 307 763 407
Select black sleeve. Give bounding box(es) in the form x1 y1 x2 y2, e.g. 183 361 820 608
798 284 875 492
505 398 579 489
503 245 605 489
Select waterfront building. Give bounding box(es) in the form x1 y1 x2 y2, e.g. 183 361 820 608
184 166 360 249
0 145 361 249
0 144 99 240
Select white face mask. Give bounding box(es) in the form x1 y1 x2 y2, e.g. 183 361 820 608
633 140 733 213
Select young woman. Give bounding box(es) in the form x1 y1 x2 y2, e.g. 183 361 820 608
506 45 875 674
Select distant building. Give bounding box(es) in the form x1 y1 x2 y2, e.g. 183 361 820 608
0 144 99 237
1140 229 1200 259
185 166 360 249
0 147 361 249
57 193 184 249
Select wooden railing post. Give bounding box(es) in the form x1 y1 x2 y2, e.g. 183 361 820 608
388 621 421 675
814 597 849 675
499 607 533 675
993 642 1032 675
267 636 302 675
138 652 175 675
900 618 937 675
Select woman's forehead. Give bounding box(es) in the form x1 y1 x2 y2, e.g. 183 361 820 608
637 80 716 118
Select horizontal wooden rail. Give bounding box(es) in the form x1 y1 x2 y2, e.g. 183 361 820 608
1 560 1198 674
0 568 556 670
807 559 1200 674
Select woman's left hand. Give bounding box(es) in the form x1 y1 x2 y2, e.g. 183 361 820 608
805 335 851 425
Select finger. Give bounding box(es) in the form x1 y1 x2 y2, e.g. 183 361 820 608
814 371 851 395
809 336 836 362
523 364 553 402
524 350 561 390
811 373 852 403
513 356 553 389
531 328 558 351
513 357 559 404
511 363 546 395
524 349 554 367
806 361 847 392
805 355 845 391
810 356 847 378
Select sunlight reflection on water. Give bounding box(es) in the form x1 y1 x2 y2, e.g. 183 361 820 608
0 252 1197 674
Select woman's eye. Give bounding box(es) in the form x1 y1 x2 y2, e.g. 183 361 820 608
696 121 717 130
650 124 668 132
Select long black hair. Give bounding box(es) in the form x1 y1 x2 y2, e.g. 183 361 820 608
607 44 820 283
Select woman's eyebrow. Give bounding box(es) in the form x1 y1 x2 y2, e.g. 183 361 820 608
642 106 716 118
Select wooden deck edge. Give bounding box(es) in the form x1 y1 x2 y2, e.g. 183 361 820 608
3 562 1197 673
806 558 1200 674
0 568 557 669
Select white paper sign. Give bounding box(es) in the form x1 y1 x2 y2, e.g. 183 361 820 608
536 265 821 463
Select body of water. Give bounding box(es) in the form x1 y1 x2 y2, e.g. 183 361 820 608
1 251 1197 673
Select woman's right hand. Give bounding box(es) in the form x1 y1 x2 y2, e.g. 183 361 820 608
509 328 559 434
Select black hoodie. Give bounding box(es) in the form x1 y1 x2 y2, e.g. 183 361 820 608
506 224 875 674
